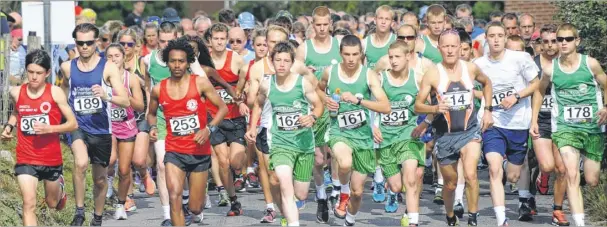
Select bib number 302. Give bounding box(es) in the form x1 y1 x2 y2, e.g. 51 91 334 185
337 110 366 129
20 114 50 136
169 115 201 136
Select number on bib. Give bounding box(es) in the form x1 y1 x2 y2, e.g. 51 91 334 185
442 91 472 111
111 108 127 122
337 110 366 129
20 114 50 136
217 89 233 104
564 105 593 123
276 112 302 131
381 109 409 126
541 95 553 113
491 87 515 107
74 96 103 115
169 115 201 136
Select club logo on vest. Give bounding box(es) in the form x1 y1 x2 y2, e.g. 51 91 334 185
404 95 414 105
292 100 302 109
186 99 198 111
331 59 338 65
578 84 588 94
40 102 52 114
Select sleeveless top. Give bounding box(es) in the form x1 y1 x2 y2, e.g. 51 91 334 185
421 35 443 64
68 58 111 134
111 71 138 139
304 37 342 79
208 50 242 119
434 61 477 134
364 33 396 69
534 55 553 122
377 69 419 147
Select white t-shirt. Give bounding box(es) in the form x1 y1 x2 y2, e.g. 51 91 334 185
475 49 539 130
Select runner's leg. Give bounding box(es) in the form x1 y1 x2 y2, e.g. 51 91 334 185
188 171 209 215
18 174 39 226
165 162 186 226
559 146 583 225
117 140 135 203
155 140 171 220
275 165 298 225
91 163 109 216
71 140 89 210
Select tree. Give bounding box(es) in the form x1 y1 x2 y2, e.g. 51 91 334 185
554 1 607 68
79 1 186 27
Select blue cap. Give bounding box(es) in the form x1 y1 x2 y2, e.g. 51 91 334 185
419 5 429 19
147 16 161 26
162 8 180 23
238 12 255 29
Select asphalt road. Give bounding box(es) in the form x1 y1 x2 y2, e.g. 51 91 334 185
102 170 579 226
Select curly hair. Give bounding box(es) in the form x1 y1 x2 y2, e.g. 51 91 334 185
181 35 215 69
162 38 196 64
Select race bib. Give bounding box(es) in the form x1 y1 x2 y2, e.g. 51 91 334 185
169 114 201 136
381 108 409 126
564 105 593 123
111 108 127 122
491 87 516 107
541 95 554 113
74 96 103 115
337 110 366 129
276 112 302 131
20 114 50 136
442 91 472 111
217 89 233 104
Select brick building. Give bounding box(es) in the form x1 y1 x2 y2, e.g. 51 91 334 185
504 1 559 28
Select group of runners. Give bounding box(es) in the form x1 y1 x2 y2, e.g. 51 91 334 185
3 3 607 227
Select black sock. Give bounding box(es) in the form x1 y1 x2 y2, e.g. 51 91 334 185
217 186 225 193
230 196 237 202
554 205 563 210
75 206 85 216
468 212 478 218
93 214 103 221
118 200 126 205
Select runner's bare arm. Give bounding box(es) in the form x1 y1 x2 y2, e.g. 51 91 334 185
50 86 79 133
2 88 20 139
140 55 151 92
235 63 250 99
415 67 439 114
316 67 331 104
104 62 131 108
470 63 493 106
147 85 160 127
202 65 236 99
197 76 228 127
362 69 391 114
59 60 71 93
303 76 324 119
246 61 263 108
231 52 245 76
295 42 306 62
248 79 269 129
589 57 607 104
128 72 145 113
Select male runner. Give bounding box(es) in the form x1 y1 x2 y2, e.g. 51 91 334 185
319 34 391 226
247 41 324 227
373 41 425 226
363 5 396 69
415 29 494 226
2 50 77 226
60 23 131 226
531 23 607 227
529 24 570 226
295 6 342 219
207 23 249 215
474 21 540 226
148 38 228 226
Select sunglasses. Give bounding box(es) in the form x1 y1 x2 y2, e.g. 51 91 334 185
120 42 135 47
229 39 243 45
101 37 109 42
542 39 557 44
76 40 96 46
556 36 576 42
397 35 416 41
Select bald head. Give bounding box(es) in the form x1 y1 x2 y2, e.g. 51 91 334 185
228 27 247 53
9 12 22 27
181 18 193 33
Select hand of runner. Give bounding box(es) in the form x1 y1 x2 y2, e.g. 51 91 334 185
499 95 517 110
0 126 13 140
435 99 450 114
340 92 357 104
411 122 428 139
193 127 210 144
245 129 257 143
238 102 250 116
91 84 109 101
529 122 540 140
372 126 383 144
33 121 53 134
326 97 339 112
299 115 316 128
481 111 494 132
307 66 316 74
597 107 607 125
149 128 158 142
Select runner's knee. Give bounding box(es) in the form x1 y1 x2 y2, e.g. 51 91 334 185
118 165 131 179
464 171 478 184
45 196 58 209
538 161 555 173
506 171 520 183
93 174 107 189
74 160 88 174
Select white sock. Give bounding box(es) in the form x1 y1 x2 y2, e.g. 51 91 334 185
455 184 465 203
341 183 351 194
494 206 506 226
163 205 171 220
266 203 275 210
408 213 419 224
316 184 327 199
518 190 532 199
374 167 384 183
345 209 356 223
288 221 300 226
246 167 255 174
182 190 190 204
573 213 585 226
331 179 341 197
438 178 444 185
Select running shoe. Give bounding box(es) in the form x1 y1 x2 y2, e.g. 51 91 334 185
234 176 246 192
296 199 306 210
344 219 355 226
528 197 537 215
261 208 277 223
499 218 509 226
204 193 212 209
106 176 114 199
143 172 156 195
125 195 137 212
468 213 478 226
71 214 85 226
400 216 409 226
518 198 533 221
193 213 203 223
183 203 192 226
454 201 464 219
334 193 349 219
433 185 443 205
329 195 338 211
218 191 229 207
536 172 550 195
385 193 398 213
280 216 287 226
324 169 333 187
446 215 458 226
114 204 128 220
552 210 570 226
90 217 102 226
161 219 172 226
246 172 259 188
55 175 67 210
316 198 329 223
372 181 386 203
227 201 243 216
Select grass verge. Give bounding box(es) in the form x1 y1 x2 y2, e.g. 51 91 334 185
584 171 607 225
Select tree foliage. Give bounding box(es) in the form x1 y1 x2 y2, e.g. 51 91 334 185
554 1 607 68
79 1 186 27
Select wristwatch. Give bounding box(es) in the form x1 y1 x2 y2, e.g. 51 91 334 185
485 106 494 112
424 118 432 125
356 97 362 105
514 93 521 103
